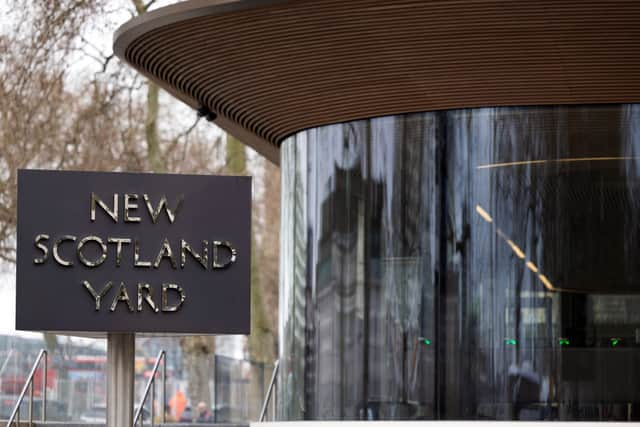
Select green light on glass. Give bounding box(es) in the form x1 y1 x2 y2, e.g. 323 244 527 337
504 339 517 346
418 337 432 345
611 338 621 347
558 338 570 346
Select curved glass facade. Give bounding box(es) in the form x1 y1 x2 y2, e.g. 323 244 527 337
278 105 640 421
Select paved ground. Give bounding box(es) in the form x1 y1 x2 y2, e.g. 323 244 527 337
7 423 249 426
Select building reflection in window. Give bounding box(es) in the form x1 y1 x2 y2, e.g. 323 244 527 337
279 105 640 421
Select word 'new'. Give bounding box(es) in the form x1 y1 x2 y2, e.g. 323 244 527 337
91 192 182 223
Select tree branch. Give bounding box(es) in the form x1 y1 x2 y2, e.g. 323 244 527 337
144 0 158 11
100 54 114 74
0 252 16 264
170 116 201 161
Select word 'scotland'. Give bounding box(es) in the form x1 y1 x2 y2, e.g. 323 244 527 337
31 192 237 314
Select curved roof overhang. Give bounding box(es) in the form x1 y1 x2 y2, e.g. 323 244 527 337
114 0 640 164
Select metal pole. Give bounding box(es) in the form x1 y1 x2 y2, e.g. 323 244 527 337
213 355 217 424
28 381 33 424
0 349 14 379
107 333 135 427
259 360 279 422
150 379 155 426
161 354 166 424
270 382 275 421
42 352 47 422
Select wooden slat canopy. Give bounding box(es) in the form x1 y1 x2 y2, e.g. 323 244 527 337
114 0 640 164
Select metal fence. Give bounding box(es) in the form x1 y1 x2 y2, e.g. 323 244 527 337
0 345 269 424
213 354 268 423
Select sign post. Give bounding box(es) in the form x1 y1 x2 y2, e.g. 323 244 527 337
16 169 252 426
107 333 135 427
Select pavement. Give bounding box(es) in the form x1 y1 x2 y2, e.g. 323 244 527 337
6 423 249 426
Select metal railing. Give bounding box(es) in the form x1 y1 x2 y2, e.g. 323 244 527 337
6 349 48 427
134 350 166 426
0 350 14 379
258 359 279 422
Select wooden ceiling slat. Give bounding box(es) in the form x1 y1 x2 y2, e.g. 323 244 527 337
114 0 640 164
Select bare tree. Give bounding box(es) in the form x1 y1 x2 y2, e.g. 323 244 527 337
1 0 280 416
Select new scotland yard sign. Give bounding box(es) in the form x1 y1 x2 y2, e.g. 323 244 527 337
16 170 251 335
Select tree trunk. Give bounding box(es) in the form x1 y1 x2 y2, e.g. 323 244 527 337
145 82 163 172
225 135 273 362
130 0 214 415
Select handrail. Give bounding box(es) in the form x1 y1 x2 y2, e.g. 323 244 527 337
134 350 166 426
259 359 279 422
6 349 47 427
0 349 14 379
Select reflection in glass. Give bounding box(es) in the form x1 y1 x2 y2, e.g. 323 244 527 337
279 105 640 421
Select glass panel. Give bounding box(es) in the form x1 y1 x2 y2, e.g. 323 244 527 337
278 135 307 421
447 105 640 420
279 105 640 421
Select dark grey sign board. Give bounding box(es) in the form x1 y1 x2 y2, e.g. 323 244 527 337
16 169 251 336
